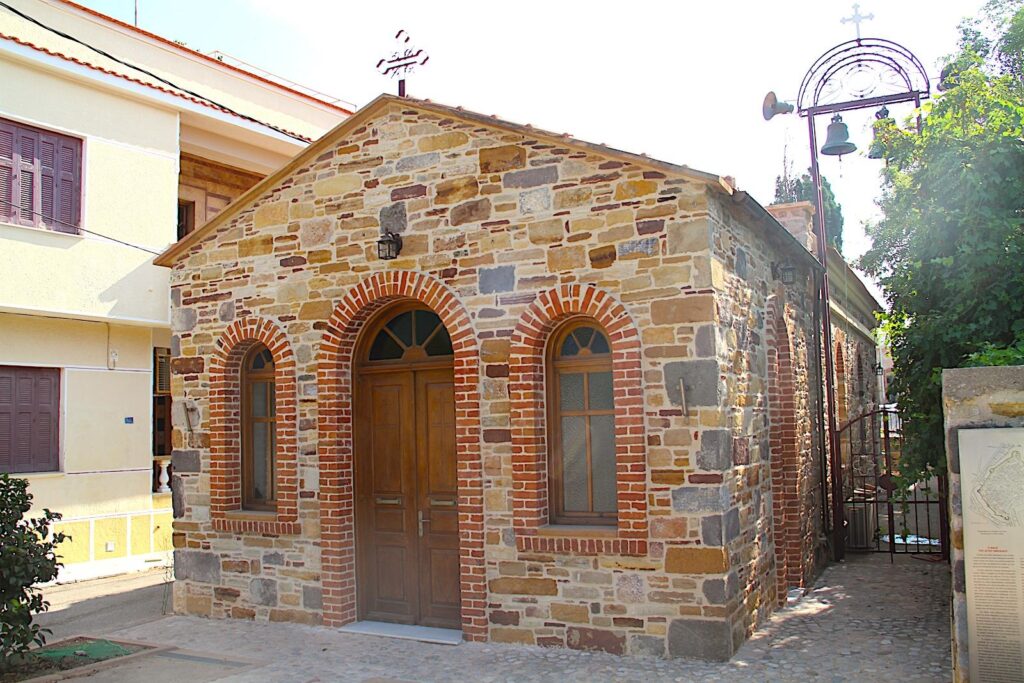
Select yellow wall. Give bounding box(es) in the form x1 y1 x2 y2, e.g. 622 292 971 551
0 60 176 323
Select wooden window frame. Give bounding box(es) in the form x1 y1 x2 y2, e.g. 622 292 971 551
546 319 617 527
241 345 277 511
0 117 82 234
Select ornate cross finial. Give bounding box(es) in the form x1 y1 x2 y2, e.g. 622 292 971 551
841 3 874 41
376 30 429 98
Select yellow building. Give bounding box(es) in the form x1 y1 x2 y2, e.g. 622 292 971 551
0 0 349 581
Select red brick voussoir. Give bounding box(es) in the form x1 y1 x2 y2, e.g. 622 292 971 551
508 283 648 556
315 270 486 640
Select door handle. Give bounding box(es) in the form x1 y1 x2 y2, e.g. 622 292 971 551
418 510 429 537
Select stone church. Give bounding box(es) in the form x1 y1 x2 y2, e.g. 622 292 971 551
156 94 874 659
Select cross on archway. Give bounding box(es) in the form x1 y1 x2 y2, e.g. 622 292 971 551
841 3 874 41
376 30 429 98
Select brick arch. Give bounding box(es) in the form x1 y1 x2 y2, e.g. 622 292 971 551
316 270 484 639
208 317 299 535
834 339 849 428
766 295 800 606
508 284 647 556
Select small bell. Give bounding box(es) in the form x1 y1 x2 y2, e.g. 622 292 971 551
820 114 857 157
867 106 891 160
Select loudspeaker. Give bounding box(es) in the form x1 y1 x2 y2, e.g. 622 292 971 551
762 91 795 121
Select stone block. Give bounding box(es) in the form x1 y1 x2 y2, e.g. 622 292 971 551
615 573 644 603
703 571 739 604
238 235 274 257
174 550 220 584
489 610 520 625
735 248 748 279
667 618 735 661
480 265 515 294
254 201 288 226
396 152 440 172
172 449 200 473
667 218 711 254
528 218 564 245
214 587 240 601
185 594 212 616
555 186 592 210
672 485 728 513
519 188 551 214
488 577 558 595
263 551 285 566
614 180 657 200
724 508 740 543
664 359 720 408
218 300 235 323
491 627 535 645
299 300 333 320
249 578 278 606
650 295 715 325
566 627 626 655
630 634 666 657
435 177 479 204
617 237 659 259
299 217 333 249
695 325 716 357
650 516 687 540
551 603 590 623
547 245 586 272
171 307 197 333
451 198 491 226
170 476 184 519
480 145 526 173
392 184 427 201
589 245 617 269
313 174 361 197
701 515 723 546
380 202 407 234
697 430 732 471
270 608 321 625
503 165 558 189
418 131 469 152
303 585 323 610
664 547 728 574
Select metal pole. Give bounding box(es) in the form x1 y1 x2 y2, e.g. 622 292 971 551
807 114 845 562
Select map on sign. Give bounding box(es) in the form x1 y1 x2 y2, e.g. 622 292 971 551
969 442 1024 527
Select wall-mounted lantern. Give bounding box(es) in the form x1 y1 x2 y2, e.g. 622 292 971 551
377 230 403 260
771 262 797 285
874 362 884 376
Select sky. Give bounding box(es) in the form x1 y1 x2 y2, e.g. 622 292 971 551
81 0 985 302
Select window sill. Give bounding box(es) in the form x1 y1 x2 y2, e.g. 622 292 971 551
212 509 299 536
0 220 83 240
4 470 62 478
535 524 618 538
517 525 647 556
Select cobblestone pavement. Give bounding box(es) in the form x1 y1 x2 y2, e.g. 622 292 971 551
109 554 950 682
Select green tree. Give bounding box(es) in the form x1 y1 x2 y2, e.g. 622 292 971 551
0 475 67 664
774 166 845 252
859 2 1024 481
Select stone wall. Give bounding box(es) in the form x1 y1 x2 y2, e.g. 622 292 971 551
942 366 1024 681
168 100 820 659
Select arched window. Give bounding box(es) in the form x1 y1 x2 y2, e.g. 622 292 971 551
548 321 617 525
365 308 453 362
242 344 276 510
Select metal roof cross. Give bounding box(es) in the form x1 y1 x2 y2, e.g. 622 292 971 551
841 4 874 41
376 30 429 98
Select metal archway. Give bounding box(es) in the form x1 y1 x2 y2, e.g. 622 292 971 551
797 38 931 115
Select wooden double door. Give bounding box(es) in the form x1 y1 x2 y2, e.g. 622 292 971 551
355 365 461 630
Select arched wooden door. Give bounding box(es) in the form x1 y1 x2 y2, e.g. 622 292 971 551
354 303 461 629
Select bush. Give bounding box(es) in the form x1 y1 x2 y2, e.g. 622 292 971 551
0 474 67 663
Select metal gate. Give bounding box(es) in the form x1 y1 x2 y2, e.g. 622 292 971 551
839 408 948 559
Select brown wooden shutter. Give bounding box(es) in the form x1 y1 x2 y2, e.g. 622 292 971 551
0 366 60 474
0 118 81 232
15 128 39 227
0 122 14 223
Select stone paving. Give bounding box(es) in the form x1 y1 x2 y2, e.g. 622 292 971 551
107 554 950 682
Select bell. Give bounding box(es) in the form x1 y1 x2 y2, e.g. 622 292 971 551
820 114 857 157
867 106 891 160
